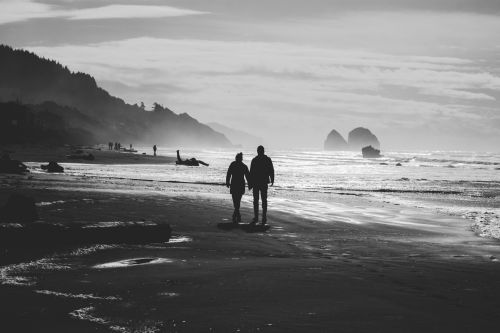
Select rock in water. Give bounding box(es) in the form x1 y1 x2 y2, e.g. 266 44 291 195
362 145 381 158
1 194 38 223
324 129 348 150
41 161 64 173
348 127 380 150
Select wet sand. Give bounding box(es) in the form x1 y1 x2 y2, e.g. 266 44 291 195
1 169 500 331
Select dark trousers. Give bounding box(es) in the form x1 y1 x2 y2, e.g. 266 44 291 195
231 193 243 214
253 185 268 219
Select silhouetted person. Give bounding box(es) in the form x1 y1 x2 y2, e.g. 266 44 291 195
153 145 157 156
226 152 250 223
249 145 274 225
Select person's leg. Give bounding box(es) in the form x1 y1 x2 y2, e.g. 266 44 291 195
231 193 238 223
261 185 268 224
252 188 259 223
235 193 242 222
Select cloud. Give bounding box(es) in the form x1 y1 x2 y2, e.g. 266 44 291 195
0 0 207 25
25 36 500 149
66 5 207 21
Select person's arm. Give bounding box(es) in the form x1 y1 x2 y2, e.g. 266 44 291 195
269 158 275 186
248 160 254 189
244 165 251 189
226 163 232 188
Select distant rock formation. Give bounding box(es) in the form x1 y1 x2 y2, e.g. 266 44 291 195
348 127 380 150
324 129 348 150
362 145 381 158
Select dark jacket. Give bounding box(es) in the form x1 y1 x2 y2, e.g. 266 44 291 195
250 154 274 188
226 161 250 195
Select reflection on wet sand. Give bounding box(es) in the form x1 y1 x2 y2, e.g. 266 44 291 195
93 257 173 269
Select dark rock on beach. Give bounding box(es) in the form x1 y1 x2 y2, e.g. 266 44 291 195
0 158 29 174
41 161 64 173
1 194 38 223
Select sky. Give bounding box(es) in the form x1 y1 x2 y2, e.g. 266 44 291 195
1 0 500 151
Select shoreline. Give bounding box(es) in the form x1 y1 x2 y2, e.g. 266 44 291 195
1 170 500 331
1 144 176 165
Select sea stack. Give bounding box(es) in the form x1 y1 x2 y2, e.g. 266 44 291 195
324 129 348 150
348 127 380 150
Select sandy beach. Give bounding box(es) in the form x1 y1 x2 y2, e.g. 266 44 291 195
1 149 500 332
2 144 176 165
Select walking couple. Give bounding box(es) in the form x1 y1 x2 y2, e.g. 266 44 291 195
226 145 274 225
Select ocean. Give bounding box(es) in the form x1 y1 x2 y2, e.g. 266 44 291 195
29 148 500 240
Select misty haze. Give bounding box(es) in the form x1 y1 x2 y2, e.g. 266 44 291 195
1 1 500 332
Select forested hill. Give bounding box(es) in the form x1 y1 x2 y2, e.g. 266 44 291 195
0 45 231 147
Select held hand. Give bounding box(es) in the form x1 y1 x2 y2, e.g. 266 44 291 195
226 183 230 188
271 182 274 187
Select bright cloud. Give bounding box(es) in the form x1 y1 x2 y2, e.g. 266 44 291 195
66 5 207 20
0 0 206 24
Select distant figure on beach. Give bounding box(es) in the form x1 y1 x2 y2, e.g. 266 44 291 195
250 145 274 225
153 145 157 156
108 142 113 150
226 152 250 223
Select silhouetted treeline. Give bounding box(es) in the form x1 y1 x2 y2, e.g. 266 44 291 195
0 102 96 144
0 45 231 146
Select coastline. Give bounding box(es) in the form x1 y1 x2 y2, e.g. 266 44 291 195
1 167 500 331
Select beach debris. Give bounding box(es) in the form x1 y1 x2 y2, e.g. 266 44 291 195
40 161 64 173
0 222 172 248
1 193 38 223
395 163 402 166
176 150 209 166
361 145 381 158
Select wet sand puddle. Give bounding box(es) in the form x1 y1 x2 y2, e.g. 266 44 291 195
0 234 194 332
93 257 173 269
